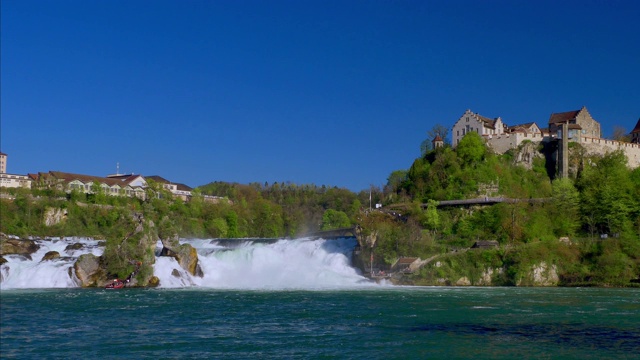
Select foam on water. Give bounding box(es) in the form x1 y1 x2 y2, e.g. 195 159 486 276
0 238 104 289
154 237 372 289
1 236 371 290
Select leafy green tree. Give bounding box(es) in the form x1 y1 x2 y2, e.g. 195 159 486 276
456 132 486 166
206 218 228 237
421 200 440 235
578 151 634 235
321 209 351 230
551 178 580 236
225 211 240 238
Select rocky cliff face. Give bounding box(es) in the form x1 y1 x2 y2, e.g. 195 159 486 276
511 141 544 170
74 253 104 287
44 207 67 227
73 213 159 287
160 234 203 277
518 262 559 286
403 258 560 287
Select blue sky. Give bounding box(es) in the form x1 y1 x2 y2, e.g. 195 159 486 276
2 1 639 191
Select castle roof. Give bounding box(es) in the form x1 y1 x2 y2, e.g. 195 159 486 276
508 122 539 133
476 113 500 129
548 110 581 124
631 118 640 134
433 135 443 142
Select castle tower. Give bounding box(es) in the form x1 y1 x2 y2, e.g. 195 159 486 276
0 152 6 174
432 135 444 149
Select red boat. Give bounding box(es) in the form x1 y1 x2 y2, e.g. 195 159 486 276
105 279 125 289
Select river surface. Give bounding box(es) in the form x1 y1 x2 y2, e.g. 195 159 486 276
1 287 639 359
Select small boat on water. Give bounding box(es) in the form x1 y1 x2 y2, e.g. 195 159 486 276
105 279 125 289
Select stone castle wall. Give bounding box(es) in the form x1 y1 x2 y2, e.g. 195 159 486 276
483 133 548 154
483 133 640 169
579 136 640 168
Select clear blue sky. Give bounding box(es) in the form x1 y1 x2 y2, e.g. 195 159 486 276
2 1 639 191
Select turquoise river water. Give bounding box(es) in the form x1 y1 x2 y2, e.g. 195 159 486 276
1 287 639 359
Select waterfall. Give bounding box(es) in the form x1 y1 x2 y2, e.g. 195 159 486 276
154 237 372 289
0 238 104 289
1 237 371 290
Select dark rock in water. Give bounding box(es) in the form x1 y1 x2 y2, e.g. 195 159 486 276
0 238 40 256
65 243 84 251
41 251 61 261
0 256 6 265
171 269 181 278
148 276 160 287
97 241 106 247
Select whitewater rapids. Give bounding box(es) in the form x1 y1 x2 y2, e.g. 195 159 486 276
1 237 373 290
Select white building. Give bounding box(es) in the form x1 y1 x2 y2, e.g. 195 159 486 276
452 109 505 147
0 152 32 189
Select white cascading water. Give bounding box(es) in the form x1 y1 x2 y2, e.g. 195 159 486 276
1 237 372 289
153 237 373 289
0 237 104 289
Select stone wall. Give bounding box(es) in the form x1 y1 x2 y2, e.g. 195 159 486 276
483 132 548 154
579 136 640 168
576 108 601 138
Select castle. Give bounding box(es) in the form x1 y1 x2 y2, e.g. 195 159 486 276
451 107 640 172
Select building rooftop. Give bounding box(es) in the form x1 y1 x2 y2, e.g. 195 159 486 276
631 118 640 134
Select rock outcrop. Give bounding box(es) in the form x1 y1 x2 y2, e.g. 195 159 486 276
65 243 84 251
44 207 67 226
160 234 203 277
41 251 60 261
72 213 158 287
512 140 543 169
0 235 40 259
522 262 559 286
74 253 103 287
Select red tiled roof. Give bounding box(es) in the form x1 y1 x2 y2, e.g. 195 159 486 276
39 171 143 187
49 171 125 186
433 135 443 142
548 110 580 124
396 257 419 265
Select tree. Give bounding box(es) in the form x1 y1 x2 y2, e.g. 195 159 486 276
321 209 351 230
421 200 440 235
611 125 631 142
420 124 449 156
456 132 486 166
551 178 580 236
578 151 634 235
